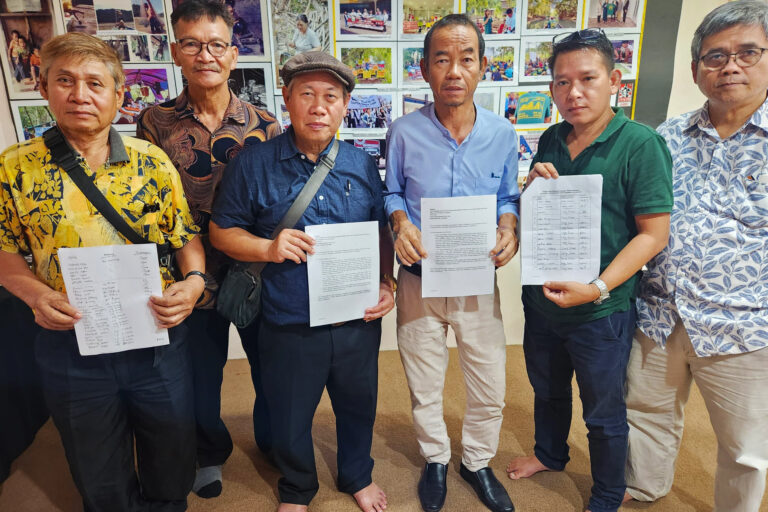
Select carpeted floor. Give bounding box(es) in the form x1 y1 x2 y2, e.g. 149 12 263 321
1 347 766 512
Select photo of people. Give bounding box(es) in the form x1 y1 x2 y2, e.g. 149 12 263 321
339 46 392 86
338 0 391 37
401 45 424 83
228 65 273 111
523 0 578 33
149 34 168 61
402 0 455 36
130 0 165 35
402 91 432 115
586 0 644 31
482 43 517 84
102 34 129 60
617 81 634 107
517 129 544 174
341 137 387 178
1 0 54 98
502 87 557 128
519 37 552 81
343 94 393 130
227 0 266 57
128 34 149 61
270 0 330 84
611 36 637 78
94 0 135 31
113 66 172 126
61 0 97 34
466 0 517 36
11 101 56 140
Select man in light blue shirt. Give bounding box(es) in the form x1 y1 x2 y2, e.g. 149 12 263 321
384 13 518 512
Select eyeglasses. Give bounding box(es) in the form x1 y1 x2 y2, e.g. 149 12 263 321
553 28 606 46
177 38 230 57
697 48 768 70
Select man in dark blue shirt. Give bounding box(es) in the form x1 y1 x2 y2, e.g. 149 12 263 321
210 51 395 512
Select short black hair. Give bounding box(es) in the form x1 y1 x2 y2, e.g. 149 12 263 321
548 29 615 73
171 0 234 34
423 13 485 69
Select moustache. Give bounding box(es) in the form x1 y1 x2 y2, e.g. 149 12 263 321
194 65 221 72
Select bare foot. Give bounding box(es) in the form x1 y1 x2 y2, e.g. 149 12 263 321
353 482 387 512
506 454 553 480
277 504 307 512
622 491 634 504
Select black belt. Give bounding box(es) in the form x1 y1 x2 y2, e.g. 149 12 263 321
401 264 422 277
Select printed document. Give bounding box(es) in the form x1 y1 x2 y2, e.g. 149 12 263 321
421 195 496 298
520 175 602 285
58 244 169 356
306 221 379 327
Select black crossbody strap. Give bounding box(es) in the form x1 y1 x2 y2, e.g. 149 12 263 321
43 127 172 265
246 139 340 275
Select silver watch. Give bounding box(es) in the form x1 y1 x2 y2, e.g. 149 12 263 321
590 278 610 305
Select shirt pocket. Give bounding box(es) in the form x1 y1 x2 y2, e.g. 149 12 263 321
474 176 502 195
344 184 374 224
741 172 768 229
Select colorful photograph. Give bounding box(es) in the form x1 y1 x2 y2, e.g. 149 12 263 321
128 34 149 61
338 0 391 37
586 0 644 31
401 45 424 83
61 0 97 34
482 43 517 84
113 66 173 126
149 34 169 61
524 0 578 32
340 46 392 86
343 94 393 130
1 0 54 98
402 91 432 115
94 0 136 31
402 0 454 35
502 87 557 127
274 95 291 129
130 0 165 34
11 100 56 140
611 36 637 78
270 0 330 84
466 0 517 35
228 0 266 57
617 81 633 107
342 137 387 178
519 37 552 81
517 129 544 174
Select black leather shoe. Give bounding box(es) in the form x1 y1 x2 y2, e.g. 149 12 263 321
418 462 448 512
459 463 515 512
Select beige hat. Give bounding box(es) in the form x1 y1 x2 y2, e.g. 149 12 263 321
281 51 356 93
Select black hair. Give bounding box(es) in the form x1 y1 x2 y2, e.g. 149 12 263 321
548 29 615 73
423 13 485 69
297 14 309 24
170 0 234 33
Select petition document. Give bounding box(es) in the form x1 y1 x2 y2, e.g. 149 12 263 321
58 244 169 356
306 221 379 327
421 195 496 298
520 175 602 285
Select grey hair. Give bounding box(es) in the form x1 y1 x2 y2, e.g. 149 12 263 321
691 0 768 61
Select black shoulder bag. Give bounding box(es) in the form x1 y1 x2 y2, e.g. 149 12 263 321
216 139 339 328
42 127 173 269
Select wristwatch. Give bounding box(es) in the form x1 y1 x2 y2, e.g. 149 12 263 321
381 273 397 292
590 278 610 305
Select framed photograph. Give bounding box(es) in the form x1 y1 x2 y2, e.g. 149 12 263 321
401 89 432 116
0 0 56 99
130 0 168 35
113 64 176 129
267 0 331 86
227 62 275 113
399 43 424 86
474 88 499 114
339 136 387 180
59 0 98 34
10 99 56 140
337 43 393 88
273 94 291 129
585 0 645 33
149 33 169 61
341 93 393 133
336 0 393 39
399 0 457 39
617 80 633 107
480 41 518 86
521 0 580 35
465 0 519 38
93 0 137 32
499 85 558 129
518 36 553 82
516 128 545 175
610 33 638 79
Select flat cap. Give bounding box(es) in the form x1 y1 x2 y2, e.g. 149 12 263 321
281 51 356 93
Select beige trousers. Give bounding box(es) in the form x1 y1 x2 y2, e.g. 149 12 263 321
625 323 768 512
395 268 507 471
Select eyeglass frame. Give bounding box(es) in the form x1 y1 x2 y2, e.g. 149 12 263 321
176 38 232 57
695 47 768 70
552 28 607 46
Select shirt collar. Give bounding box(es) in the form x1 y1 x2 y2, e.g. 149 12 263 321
174 87 246 124
557 107 628 144
425 101 483 146
107 127 129 164
279 126 336 162
686 94 768 137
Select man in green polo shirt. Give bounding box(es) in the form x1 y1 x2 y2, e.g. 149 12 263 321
504 29 673 512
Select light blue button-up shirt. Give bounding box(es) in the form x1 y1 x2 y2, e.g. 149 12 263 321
637 96 768 357
383 102 519 229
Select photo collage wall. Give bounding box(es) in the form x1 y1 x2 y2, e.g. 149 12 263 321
2 0 646 175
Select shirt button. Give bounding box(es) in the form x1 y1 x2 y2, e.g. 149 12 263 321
300 155 306 160
319 195 324 200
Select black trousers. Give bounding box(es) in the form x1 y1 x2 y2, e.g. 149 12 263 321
257 318 381 505
186 308 270 466
34 326 196 512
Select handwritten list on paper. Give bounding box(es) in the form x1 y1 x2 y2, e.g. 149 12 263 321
58 244 170 356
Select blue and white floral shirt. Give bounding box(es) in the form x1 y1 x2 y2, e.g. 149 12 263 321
637 96 768 357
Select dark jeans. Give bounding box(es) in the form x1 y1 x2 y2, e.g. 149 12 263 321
34 326 196 512
257 319 381 505
522 306 634 512
186 308 270 467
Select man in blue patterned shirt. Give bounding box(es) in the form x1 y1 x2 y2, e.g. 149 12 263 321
624 2 768 510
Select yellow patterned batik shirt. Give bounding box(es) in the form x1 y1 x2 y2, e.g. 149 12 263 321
0 128 199 292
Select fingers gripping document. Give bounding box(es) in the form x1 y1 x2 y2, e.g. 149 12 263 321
58 244 170 356
520 175 602 285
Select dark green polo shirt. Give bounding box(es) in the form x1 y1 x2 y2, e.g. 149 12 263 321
522 108 673 323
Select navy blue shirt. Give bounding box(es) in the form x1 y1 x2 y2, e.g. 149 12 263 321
212 130 387 326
